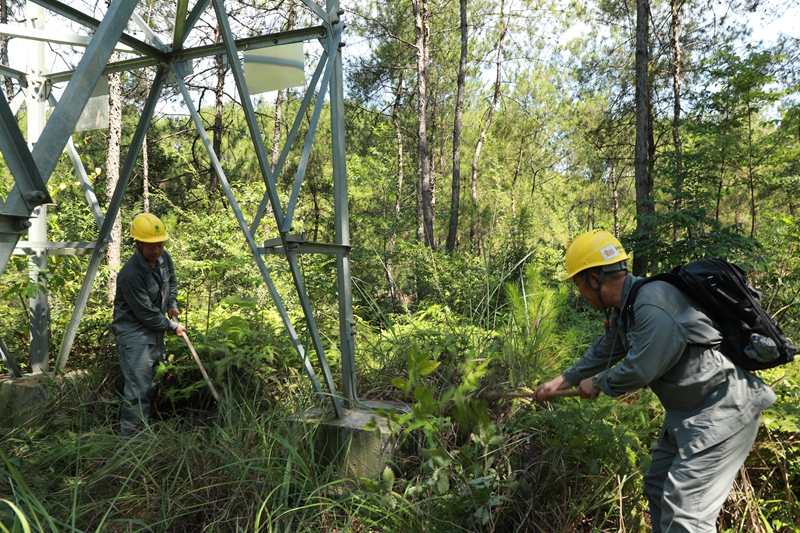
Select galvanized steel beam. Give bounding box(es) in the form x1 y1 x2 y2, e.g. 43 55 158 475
172 0 189 52
1 0 356 418
0 94 51 212
28 207 49 373
0 337 22 378
212 0 343 417
300 0 328 23
0 22 136 53
29 0 140 179
261 234 350 256
65 138 105 229
55 66 169 372
49 92 105 230
327 0 356 404
0 0 139 277
211 0 281 224
282 30 341 233
25 3 50 375
0 64 28 84
8 91 25 114
45 26 326 84
28 0 165 59
250 54 327 235
15 242 96 255
172 67 329 401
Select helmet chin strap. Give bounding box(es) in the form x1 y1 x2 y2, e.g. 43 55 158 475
582 270 612 335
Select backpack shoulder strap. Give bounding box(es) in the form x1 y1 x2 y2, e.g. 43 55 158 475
621 278 647 324
620 272 688 325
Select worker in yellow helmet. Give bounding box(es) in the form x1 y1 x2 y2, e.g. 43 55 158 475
111 213 186 435
535 229 775 533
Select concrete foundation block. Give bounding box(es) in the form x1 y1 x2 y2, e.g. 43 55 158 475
293 401 412 479
0 373 52 430
0 372 85 430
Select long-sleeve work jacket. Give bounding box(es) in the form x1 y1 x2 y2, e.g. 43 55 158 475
112 248 179 347
562 274 776 459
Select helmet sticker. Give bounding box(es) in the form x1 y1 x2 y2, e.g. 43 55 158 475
600 245 619 261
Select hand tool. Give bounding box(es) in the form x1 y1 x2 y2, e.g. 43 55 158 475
179 331 221 407
480 388 580 402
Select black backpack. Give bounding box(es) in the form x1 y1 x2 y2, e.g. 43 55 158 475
621 258 799 371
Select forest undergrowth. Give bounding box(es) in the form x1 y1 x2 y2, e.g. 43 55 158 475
1 257 798 533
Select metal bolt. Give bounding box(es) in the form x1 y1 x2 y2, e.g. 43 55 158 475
13 220 32 231
25 191 47 204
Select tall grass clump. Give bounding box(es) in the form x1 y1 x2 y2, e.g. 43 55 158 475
0 375 386 532
343 261 657 531
2 248 798 532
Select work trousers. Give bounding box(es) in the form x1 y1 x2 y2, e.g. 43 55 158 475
118 343 164 435
644 416 761 532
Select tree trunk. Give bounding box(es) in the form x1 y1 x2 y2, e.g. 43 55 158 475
446 0 468 253
106 52 123 305
142 134 150 213
142 69 152 213
387 72 404 298
469 0 506 249
611 163 620 238
714 134 728 222
429 86 437 219
747 108 756 238
272 88 284 174
211 24 225 193
416 178 424 243
271 0 296 175
790 127 798 217
412 0 434 248
511 138 524 219
1 0 12 101
633 0 653 276
670 0 684 243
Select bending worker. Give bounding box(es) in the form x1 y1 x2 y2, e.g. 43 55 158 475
535 229 775 532
112 213 186 435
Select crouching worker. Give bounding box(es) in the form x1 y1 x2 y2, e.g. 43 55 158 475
535 229 775 532
112 213 186 435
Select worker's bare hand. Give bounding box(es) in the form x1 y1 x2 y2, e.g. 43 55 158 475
578 376 600 399
535 375 568 403
168 308 180 321
175 323 187 336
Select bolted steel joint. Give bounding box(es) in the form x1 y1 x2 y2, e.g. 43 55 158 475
25 190 47 204
12 219 32 231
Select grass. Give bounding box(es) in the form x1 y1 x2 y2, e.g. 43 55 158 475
1 266 798 532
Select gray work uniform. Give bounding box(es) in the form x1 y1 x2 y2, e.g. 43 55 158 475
562 274 776 533
112 248 179 435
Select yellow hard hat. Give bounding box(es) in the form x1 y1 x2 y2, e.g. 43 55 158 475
130 213 168 243
563 229 630 281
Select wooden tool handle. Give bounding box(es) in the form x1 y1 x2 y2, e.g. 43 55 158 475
545 388 581 399
481 388 581 402
180 331 222 405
